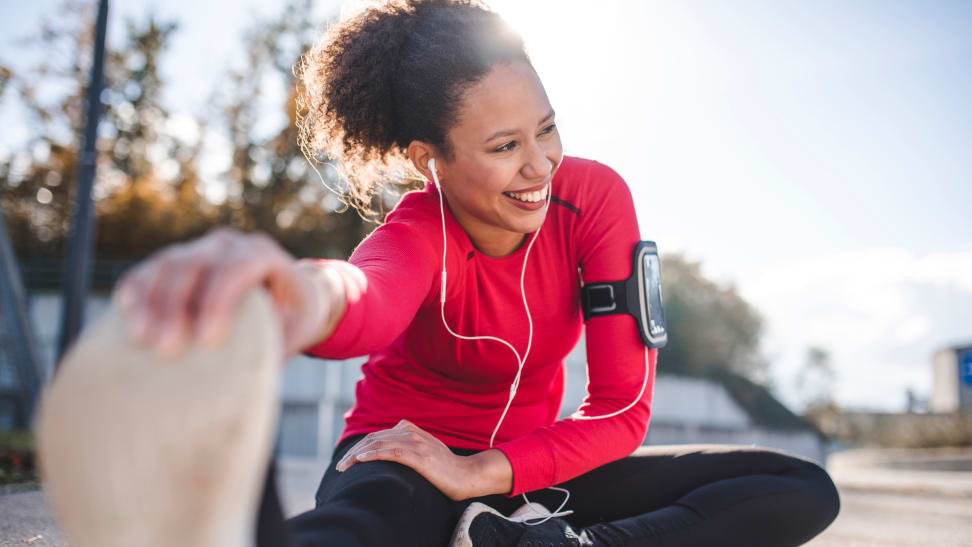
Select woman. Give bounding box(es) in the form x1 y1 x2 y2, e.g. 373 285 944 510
108 0 840 545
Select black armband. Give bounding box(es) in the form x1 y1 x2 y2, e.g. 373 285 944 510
580 241 668 348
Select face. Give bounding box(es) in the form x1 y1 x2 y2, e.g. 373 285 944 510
422 61 563 257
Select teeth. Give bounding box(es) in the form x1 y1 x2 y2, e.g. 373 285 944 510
504 185 548 203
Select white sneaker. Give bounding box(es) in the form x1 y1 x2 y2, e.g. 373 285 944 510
35 289 283 547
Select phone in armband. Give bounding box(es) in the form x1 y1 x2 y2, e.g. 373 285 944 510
580 241 668 349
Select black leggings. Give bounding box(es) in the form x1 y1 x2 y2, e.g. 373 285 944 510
256 433 840 546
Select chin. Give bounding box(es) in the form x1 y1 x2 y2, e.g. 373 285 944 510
509 207 549 234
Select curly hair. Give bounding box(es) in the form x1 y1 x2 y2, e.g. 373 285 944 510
295 0 531 220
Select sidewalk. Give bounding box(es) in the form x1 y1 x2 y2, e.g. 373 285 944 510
275 457 332 518
826 446 972 498
0 488 66 546
0 456 333 546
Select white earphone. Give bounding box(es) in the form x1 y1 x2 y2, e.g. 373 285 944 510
426 156 650 524
428 157 439 187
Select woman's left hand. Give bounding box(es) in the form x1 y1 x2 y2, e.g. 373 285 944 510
335 419 477 501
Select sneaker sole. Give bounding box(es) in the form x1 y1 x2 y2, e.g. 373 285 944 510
449 501 510 547
35 289 283 547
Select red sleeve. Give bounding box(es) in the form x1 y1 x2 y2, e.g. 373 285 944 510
301 197 450 359
495 161 656 496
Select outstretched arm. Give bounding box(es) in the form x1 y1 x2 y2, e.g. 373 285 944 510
300 196 458 359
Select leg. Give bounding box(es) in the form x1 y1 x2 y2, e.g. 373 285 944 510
554 443 840 546
256 459 295 547
280 434 488 547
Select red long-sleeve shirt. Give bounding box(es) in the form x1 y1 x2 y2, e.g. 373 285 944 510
303 155 656 497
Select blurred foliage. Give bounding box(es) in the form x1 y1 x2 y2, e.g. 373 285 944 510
0 0 376 262
659 253 768 382
0 430 36 487
795 346 837 414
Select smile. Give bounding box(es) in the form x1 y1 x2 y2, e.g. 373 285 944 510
502 185 549 203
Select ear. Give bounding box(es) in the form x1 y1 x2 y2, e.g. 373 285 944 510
407 141 440 182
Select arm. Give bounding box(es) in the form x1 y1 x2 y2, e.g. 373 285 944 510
494 162 656 496
299 196 457 359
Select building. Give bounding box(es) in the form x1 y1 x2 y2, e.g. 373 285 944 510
931 344 972 413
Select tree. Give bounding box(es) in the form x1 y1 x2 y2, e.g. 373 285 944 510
211 0 376 259
0 1 211 260
794 346 837 412
0 0 387 263
658 253 767 382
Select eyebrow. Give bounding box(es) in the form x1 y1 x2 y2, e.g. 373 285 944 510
483 109 556 143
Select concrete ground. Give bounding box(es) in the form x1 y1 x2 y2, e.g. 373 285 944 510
2 448 971 546
806 489 972 547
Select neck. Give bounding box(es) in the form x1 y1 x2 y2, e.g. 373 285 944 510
442 199 528 258
470 230 529 258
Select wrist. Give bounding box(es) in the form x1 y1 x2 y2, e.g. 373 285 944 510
465 448 513 499
292 260 346 352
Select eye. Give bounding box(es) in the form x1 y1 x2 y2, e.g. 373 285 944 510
540 123 557 135
494 141 517 153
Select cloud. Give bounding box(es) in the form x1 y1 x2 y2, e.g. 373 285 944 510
740 247 972 411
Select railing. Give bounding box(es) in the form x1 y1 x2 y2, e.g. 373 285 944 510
15 259 136 292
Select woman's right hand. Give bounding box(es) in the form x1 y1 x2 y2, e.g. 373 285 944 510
113 227 345 359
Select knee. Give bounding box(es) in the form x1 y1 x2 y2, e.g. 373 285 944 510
792 459 841 532
308 461 455 546
325 460 448 513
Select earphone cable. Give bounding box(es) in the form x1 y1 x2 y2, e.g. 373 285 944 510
428 161 648 525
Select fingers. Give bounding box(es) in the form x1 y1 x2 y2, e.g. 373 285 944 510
336 430 421 472
112 228 298 356
154 262 207 356
195 249 269 345
115 261 156 343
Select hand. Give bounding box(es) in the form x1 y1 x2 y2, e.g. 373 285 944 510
335 420 477 501
113 227 342 358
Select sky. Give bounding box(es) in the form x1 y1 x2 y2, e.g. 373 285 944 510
2 0 970 412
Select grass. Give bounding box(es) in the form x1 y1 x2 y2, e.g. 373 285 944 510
0 429 38 489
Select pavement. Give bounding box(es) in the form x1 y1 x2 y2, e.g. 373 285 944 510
825 446 972 499
804 489 972 547
2 447 971 546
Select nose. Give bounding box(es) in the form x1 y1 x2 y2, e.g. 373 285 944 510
521 141 554 182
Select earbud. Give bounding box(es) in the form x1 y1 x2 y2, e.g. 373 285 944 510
427 158 439 188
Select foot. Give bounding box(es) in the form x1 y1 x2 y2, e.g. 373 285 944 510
35 289 283 547
450 501 596 547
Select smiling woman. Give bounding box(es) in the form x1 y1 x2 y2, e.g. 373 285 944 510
36 1 840 546
282 1 839 546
